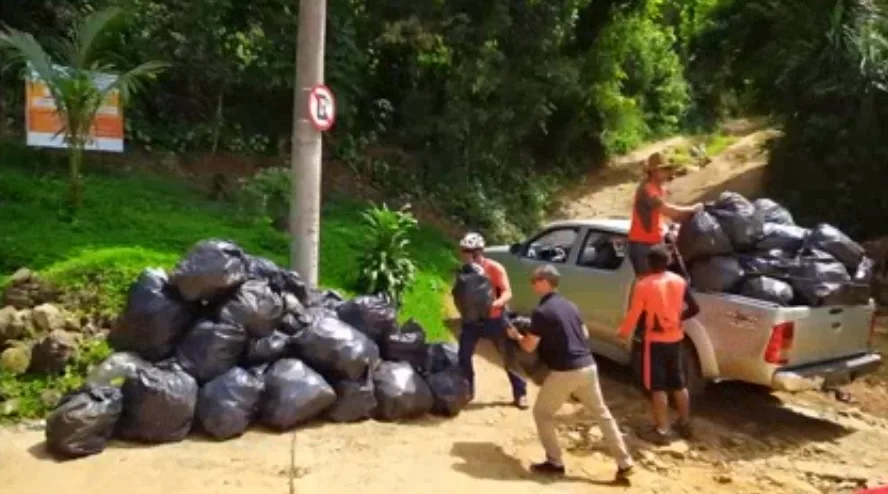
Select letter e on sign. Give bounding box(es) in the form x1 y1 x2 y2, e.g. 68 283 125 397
307 84 336 132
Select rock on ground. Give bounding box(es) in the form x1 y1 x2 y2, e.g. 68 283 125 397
32 304 65 333
28 330 80 374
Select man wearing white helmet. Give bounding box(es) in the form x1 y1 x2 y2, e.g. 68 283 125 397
457 232 529 409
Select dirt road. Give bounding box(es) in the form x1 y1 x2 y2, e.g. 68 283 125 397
2 335 887 494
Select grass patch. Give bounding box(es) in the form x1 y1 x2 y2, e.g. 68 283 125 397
703 132 739 157
0 143 457 340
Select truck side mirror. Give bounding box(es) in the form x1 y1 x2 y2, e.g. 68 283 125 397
509 242 523 255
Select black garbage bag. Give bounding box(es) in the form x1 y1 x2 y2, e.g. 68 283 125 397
197 367 265 440
110 268 195 361
709 192 765 251
87 352 150 386
756 223 809 254
290 313 380 381
326 373 378 423
740 276 795 305
175 319 248 384
451 263 494 324
118 361 198 443
279 311 311 336
497 316 549 386
245 331 291 366
280 270 309 305
421 342 460 376
738 251 797 279
170 239 249 302
336 295 398 343
753 198 795 226
373 361 434 421
425 366 472 417
676 211 733 263
789 249 852 306
689 256 745 293
260 359 337 430
804 223 865 271
244 255 287 291
381 318 427 368
306 288 345 310
217 280 284 339
45 384 123 459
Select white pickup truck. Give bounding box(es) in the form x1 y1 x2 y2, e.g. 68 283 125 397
485 218 882 397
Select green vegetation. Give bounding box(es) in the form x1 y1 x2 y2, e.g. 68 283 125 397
356 204 419 306
0 7 167 213
0 143 456 336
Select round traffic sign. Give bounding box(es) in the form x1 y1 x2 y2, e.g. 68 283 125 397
307 84 336 132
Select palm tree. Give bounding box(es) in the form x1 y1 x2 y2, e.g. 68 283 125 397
0 7 167 213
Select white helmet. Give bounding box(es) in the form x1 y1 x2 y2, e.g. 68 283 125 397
459 232 485 250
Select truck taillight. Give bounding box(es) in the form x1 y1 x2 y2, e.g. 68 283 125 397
869 313 878 348
765 322 795 365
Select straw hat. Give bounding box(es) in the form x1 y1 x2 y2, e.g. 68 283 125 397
645 152 677 173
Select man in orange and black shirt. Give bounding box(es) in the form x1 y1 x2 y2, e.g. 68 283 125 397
618 245 700 445
628 152 702 276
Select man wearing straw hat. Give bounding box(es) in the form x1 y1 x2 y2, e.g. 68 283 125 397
627 152 702 276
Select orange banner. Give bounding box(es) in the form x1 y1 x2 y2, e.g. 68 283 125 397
25 69 124 152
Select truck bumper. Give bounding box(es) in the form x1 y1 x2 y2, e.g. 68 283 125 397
771 352 883 392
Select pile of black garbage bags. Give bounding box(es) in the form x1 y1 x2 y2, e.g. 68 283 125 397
43 239 472 460
677 192 873 307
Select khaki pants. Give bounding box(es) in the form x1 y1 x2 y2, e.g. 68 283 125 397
533 365 633 469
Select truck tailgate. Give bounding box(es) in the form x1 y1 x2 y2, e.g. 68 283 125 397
780 302 875 367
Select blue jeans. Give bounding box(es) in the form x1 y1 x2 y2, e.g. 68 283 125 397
459 317 527 400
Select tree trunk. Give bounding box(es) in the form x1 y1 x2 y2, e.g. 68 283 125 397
68 145 84 213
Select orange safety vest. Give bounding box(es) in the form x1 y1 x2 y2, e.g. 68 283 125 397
617 271 688 390
480 257 508 319
628 180 665 244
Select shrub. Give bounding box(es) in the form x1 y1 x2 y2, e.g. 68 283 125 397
355 204 418 305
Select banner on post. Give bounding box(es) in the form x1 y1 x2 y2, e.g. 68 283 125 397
25 67 124 153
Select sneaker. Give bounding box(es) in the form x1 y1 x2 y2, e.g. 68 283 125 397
530 461 565 476
514 396 529 410
639 427 675 446
614 465 635 483
674 420 693 440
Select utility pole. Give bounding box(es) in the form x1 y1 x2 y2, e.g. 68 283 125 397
289 0 327 286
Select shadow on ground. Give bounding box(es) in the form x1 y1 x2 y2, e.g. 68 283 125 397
448 317 855 464
450 441 628 488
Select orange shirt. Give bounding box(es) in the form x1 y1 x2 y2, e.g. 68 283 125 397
480 257 509 319
618 271 687 343
628 180 664 244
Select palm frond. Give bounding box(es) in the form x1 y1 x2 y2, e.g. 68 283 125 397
102 61 170 101
71 7 124 68
0 28 59 85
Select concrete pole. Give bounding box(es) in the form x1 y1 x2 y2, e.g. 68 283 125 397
289 0 327 286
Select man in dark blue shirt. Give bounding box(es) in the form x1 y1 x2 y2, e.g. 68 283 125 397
507 264 634 481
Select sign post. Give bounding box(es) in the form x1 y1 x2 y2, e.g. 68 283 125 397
290 0 331 287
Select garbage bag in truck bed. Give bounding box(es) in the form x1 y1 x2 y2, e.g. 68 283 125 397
709 192 765 251
753 198 795 225
689 256 745 293
788 249 855 307
676 211 733 263
740 276 795 306
804 223 865 272
756 223 809 254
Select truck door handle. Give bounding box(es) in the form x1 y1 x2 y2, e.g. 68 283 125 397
831 322 841 329
829 308 844 315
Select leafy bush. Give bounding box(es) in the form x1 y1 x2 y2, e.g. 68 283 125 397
355 204 418 305
234 167 291 229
